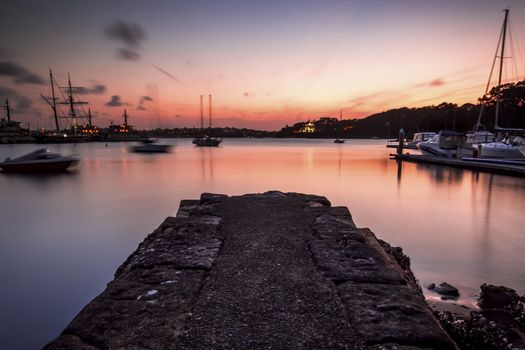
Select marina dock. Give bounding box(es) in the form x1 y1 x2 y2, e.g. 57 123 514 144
45 192 454 350
392 153 525 177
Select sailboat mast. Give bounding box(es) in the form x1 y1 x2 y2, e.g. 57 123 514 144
495 8 509 130
49 69 60 130
208 94 212 129
498 9 509 87
88 108 92 127
200 95 204 130
123 109 128 126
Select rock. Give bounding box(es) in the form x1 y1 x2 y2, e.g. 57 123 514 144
479 284 520 310
428 282 459 297
480 309 516 329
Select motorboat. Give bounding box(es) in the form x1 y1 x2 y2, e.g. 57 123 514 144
0 148 79 173
406 132 436 149
333 138 345 144
192 136 222 147
417 131 464 158
130 139 172 153
478 136 525 159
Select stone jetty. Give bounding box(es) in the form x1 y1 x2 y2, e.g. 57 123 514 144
45 192 456 349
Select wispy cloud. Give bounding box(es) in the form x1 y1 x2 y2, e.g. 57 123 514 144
104 21 146 62
117 48 141 62
71 83 107 95
106 95 125 107
137 95 153 110
150 63 182 83
0 61 45 85
0 86 33 111
104 21 146 47
243 91 255 97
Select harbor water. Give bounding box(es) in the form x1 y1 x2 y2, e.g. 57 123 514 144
0 138 524 349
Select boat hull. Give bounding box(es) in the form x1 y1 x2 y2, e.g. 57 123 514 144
192 138 222 147
130 144 171 153
0 159 79 173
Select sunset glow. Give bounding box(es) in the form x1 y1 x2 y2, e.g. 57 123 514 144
1 0 525 130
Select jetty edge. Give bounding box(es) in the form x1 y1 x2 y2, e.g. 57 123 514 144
45 191 456 349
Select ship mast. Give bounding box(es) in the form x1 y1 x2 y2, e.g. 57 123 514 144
4 98 12 122
88 108 93 127
123 109 128 127
40 69 60 130
58 73 88 134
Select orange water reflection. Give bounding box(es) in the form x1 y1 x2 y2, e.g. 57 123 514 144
0 139 524 348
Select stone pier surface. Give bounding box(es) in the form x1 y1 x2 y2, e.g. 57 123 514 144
45 192 456 350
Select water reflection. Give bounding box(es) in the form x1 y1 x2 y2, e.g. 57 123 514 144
0 139 524 349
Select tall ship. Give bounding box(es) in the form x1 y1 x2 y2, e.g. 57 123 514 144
101 109 147 142
37 70 100 143
0 98 33 144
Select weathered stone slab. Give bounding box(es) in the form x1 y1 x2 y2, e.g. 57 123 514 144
45 192 456 350
338 282 454 349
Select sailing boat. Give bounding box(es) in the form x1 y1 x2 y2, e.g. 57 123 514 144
37 71 90 143
193 94 222 147
334 107 345 144
473 9 524 159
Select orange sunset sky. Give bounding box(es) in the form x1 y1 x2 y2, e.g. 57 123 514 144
1 0 525 130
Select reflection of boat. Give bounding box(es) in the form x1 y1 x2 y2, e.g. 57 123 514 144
130 139 171 153
193 95 222 147
0 148 79 173
417 131 464 158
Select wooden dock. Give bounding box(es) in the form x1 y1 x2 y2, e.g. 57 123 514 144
392 153 525 177
44 192 455 350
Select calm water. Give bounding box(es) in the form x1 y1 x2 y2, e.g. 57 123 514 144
1 138 524 349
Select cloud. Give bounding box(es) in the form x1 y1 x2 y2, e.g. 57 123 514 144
0 47 10 59
106 95 124 107
0 86 16 96
117 48 141 61
137 95 153 110
139 95 153 104
243 91 255 97
104 21 146 47
16 96 32 110
150 63 182 83
430 78 445 87
71 83 107 95
0 61 45 85
0 87 32 112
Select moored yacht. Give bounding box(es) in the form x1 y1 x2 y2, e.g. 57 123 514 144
193 95 222 147
417 131 464 158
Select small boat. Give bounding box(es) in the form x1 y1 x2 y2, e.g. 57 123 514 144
130 139 171 153
0 148 79 173
417 131 464 158
193 95 222 147
333 138 345 144
192 136 222 147
334 107 345 143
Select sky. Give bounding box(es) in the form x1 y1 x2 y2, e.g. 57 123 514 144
1 0 525 130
